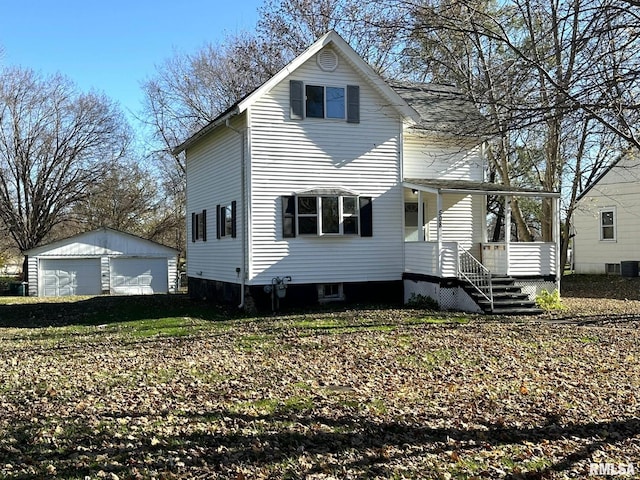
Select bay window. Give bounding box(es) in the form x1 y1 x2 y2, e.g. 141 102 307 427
282 193 372 238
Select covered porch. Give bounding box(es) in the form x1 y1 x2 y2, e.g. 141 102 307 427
402 179 561 313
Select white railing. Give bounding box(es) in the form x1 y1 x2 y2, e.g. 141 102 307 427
482 242 556 276
458 245 493 310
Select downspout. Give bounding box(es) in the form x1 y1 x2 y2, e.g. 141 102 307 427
226 118 247 309
505 195 512 276
436 190 443 277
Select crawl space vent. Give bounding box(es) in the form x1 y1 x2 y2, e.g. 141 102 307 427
317 49 338 72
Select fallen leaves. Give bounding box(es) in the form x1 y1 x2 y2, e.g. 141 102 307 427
0 300 639 478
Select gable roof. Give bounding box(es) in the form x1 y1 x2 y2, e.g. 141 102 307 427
391 82 494 139
575 154 640 202
23 227 179 256
173 31 421 155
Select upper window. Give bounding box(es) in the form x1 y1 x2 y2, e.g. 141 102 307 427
600 208 616 241
282 194 372 238
290 80 359 123
305 85 345 119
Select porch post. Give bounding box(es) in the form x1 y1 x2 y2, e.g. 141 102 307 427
418 190 425 242
436 190 443 277
505 195 512 276
554 195 561 290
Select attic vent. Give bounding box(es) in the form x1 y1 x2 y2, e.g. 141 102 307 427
317 49 338 72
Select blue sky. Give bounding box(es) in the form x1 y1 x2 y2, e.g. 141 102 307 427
0 0 265 122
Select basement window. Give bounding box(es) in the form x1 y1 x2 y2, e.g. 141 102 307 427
318 283 344 303
605 263 621 275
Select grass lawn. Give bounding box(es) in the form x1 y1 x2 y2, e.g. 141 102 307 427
0 287 639 479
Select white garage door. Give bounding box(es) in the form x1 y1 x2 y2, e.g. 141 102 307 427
40 258 102 297
110 258 168 295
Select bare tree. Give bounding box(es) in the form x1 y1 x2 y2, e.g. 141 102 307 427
141 0 410 172
0 67 130 264
140 34 282 259
404 0 640 269
257 0 408 75
68 160 159 233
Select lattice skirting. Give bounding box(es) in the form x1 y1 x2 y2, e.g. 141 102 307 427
404 277 558 313
403 278 482 313
515 280 557 301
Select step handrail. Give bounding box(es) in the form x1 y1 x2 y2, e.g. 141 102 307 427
458 245 493 311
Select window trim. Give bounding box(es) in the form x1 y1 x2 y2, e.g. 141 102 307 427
599 207 616 241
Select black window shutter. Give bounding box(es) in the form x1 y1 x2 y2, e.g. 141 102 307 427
231 201 237 238
202 209 207 241
216 205 221 239
282 196 296 238
191 212 196 242
290 80 304 120
359 196 372 237
347 85 360 124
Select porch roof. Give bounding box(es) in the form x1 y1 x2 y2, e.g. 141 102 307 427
403 178 559 198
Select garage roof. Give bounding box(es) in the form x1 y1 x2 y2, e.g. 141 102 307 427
23 227 179 257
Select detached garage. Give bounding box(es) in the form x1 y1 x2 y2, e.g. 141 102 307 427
24 228 179 297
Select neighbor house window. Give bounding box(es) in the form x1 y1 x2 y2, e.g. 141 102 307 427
290 80 359 123
600 208 616 241
191 210 207 242
216 201 237 239
282 194 372 238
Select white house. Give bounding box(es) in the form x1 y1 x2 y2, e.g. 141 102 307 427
174 31 560 313
572 156 640 276
24 228 179 297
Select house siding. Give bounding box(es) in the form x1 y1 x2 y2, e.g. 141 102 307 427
27 257 38 296
573 158 640 273
186 114 246 284
403 134 484 181
248 46 404 285
403 133 484 258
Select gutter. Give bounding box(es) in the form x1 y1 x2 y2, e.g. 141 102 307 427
172 107 239 156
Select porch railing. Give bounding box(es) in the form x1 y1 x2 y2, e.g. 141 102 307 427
458 245 493 311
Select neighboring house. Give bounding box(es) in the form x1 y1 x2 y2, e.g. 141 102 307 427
572 156 640 276
24 228 179 297
174 31 561 313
